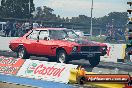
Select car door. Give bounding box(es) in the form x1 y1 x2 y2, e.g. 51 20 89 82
26 30 40 54
36 30 54 55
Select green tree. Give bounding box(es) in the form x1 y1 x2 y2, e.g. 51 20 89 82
56 15 61 22
35 7 43 19
107 12 128 27
99 12 127 26
65 17 69 22
70 15 90 24
34 6 59 21
0 0 35 19
42 6 54 21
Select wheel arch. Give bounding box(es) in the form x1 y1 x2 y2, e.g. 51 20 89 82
16 44 30 59
16 44 28 52
56 47 70 63
16 44 24 51
56 47 67 55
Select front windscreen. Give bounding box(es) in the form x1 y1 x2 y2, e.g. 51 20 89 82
49 29 79 40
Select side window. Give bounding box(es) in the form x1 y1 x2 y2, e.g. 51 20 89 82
49 30 66 39
27 30 39 40
39 30 49 40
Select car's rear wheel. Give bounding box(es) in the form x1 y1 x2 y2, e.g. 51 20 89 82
57 50 69 63
89 56 100 67
17 46 30 59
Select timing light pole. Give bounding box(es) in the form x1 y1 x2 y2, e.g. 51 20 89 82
90 0 93 36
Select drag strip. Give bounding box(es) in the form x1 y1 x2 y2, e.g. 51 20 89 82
0 50 132 75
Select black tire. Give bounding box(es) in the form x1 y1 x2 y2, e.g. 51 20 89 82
17 46 30 59
56 50 69 64
89 56 100 67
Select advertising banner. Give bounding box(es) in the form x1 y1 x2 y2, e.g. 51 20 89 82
85 74 130 82
17 59 78 83
101 44 126 63
84 74 131 88
0 56 25 75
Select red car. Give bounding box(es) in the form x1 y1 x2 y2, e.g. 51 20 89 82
9 28 107 67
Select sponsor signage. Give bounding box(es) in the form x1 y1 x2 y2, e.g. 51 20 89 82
0 56 25 75
101 44 126 63
85 74 130 83
17 59 78 83
84 74 131 88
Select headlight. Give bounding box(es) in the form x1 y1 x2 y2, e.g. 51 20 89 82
100 46 107 51
72 46 78 52
102 47 106 50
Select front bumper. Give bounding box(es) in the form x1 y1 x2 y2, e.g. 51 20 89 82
70 51 106 58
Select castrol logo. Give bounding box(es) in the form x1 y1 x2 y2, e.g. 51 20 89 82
26 63 65 77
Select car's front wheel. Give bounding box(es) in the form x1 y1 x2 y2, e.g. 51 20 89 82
88 55 100 67
57 50 69 64
17 46 30 59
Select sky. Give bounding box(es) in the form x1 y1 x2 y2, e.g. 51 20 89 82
33 0 132 18
2 0 132 18
0 0 130 18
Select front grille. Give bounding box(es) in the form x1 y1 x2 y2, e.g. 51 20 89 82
81 46 100 52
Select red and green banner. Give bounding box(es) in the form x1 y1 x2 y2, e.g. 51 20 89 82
0 56 25 75
17 59 78 83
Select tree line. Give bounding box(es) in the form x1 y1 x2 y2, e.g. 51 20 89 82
0 0 128 33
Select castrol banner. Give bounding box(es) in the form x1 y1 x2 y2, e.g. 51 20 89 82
101 44 126 63
17 59 78 83
0 56 25 75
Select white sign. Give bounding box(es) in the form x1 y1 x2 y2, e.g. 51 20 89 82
130 55 132 62
101 44 126 63
17 60 78 83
